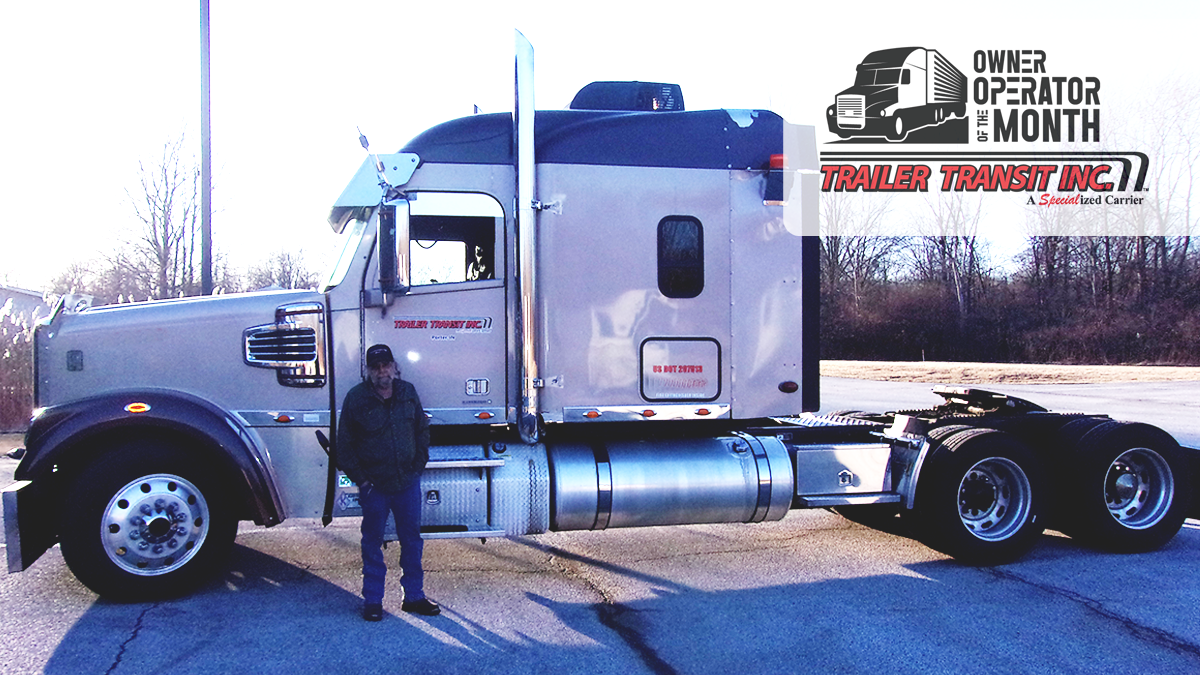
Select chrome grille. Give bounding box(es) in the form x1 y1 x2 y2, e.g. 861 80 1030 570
246 328 317 365
243 302 326 387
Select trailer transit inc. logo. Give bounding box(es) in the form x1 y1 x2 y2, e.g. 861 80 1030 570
819 47 1149 206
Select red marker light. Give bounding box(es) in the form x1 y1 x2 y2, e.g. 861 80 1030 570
476 412 494 420
770 154 787 169
779 381 799 394
275 414 293 423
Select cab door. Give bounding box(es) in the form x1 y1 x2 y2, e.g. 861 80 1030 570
362 192 507 425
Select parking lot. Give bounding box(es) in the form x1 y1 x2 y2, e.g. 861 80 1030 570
2 379 1199 674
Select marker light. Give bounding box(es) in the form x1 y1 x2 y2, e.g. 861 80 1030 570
124 402 151 414
584 411 601 419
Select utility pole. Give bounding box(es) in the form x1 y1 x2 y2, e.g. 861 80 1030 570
200 0 213 295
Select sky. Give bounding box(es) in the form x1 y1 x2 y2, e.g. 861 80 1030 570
2 0 1197 292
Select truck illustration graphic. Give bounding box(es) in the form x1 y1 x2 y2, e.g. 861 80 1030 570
827 47 967 141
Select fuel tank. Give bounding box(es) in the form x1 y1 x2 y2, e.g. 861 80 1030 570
549 435 793 531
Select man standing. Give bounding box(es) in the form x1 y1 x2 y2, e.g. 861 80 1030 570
337 344 440 621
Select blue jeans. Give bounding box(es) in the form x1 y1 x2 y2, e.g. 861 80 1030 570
360 480 425 604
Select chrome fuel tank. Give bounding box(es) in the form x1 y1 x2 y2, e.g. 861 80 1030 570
549 435 793 531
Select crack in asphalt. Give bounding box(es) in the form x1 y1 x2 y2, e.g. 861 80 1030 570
988 567 1200 660
545 548 679 675
104 604 156 675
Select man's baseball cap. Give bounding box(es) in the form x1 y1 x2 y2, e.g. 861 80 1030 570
366 344 395 367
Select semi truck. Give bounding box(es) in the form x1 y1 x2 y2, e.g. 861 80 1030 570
4 34 1195 600
826 47 968 141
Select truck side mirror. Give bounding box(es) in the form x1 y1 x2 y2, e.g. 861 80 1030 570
377 200 410 296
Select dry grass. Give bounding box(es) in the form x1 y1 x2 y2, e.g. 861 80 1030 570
822 360 1200 384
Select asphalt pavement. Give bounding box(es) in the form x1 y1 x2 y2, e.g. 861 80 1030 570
1 379 1199 674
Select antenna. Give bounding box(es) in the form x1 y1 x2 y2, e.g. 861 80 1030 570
356 126 388 188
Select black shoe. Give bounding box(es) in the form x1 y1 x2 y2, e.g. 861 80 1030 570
401 598 441 616
362 603 383 622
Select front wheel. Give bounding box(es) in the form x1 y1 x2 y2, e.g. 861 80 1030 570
60 439 237 601
914 428 1045 565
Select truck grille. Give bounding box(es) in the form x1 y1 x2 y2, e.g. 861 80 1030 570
837 95 865 117
246 328 318 364
243 302 326 387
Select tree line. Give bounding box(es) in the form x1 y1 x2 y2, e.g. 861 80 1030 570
820 200 1199 365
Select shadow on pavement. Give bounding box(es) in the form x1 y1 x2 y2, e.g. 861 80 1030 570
38 522 1200 675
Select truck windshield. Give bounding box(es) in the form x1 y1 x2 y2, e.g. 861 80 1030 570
854 68 902 86
320 216 368 291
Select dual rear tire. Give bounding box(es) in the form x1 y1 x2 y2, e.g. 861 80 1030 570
908 420 1190 566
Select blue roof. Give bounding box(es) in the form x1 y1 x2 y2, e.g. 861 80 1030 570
400 109 784 171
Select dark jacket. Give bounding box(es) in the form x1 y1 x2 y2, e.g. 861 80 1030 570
336 379 430 493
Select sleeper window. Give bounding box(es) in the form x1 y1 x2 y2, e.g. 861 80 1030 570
657 216 703 298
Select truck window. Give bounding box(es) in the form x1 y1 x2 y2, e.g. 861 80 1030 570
406 193 502 287
875 69 901 85
410 215 495 285
657 216 703 299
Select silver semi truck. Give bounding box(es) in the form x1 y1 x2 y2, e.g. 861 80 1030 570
5 35 1195 600
826 46 968 141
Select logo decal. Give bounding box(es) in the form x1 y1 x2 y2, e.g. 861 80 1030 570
392 316 493 334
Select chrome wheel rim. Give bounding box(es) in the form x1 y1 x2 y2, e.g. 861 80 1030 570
1104 448 1173 530
957 457 1032 542
101 474 210 576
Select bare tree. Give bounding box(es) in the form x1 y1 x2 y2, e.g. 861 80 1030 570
126 136 202 300
907 193 990 318
819 192 902 314
244 251 320 291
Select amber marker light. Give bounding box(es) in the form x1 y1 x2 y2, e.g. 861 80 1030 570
696 408 711 416
642 410 656 418
476 412 494 420
275 414 293 423
584 411 601 419
124 402 151 414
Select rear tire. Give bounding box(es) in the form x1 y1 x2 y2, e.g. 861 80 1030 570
59 439 237 601
1062 421 1190 552
915 428 1045 565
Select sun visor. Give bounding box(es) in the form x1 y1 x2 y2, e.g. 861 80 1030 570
328 153 420 232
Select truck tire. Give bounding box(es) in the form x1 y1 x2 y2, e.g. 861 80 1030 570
915 428 1045 565
1061 421 1191 552
59 439 237 601
888 115 908 141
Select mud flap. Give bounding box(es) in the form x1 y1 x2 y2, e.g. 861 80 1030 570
3 480 56 572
